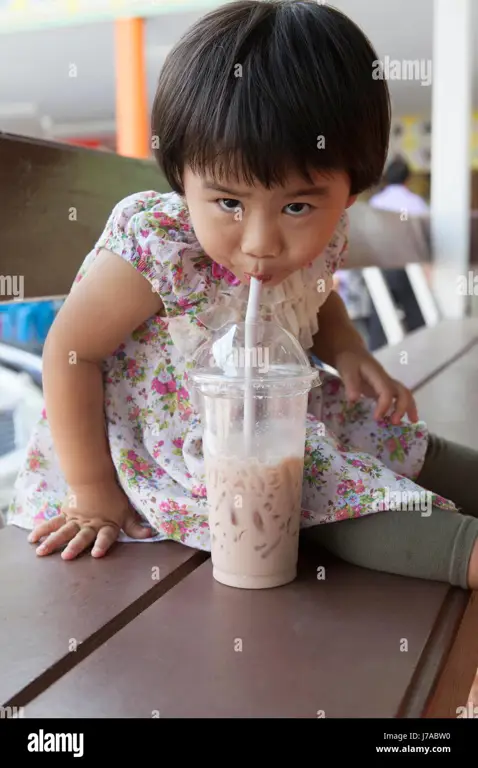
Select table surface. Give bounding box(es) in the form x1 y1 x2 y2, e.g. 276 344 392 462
2 318 478 718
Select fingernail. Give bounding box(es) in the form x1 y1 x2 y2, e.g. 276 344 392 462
36 544 45 554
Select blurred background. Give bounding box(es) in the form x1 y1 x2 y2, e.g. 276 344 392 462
2 1 477 184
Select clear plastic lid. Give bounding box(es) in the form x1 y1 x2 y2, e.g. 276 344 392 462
188 319 321 397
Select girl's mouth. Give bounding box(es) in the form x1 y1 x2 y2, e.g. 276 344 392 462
244 273 272 283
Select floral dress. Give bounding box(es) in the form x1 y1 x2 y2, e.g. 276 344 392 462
6 190 456 549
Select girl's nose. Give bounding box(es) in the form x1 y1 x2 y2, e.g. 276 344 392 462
241 234 281 261
240 216 282 261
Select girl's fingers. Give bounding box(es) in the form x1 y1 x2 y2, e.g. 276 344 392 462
123 509 155 540
391 386 410 424
373 388 394 421
91 525 121 558
36 520 80 556
341 368 362 404
389 384 418 424
407 394 419 423
361 367 394 420
28 514 66 544
61 526 99 560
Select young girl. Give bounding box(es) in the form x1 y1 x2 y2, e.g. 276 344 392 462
7 0 478 591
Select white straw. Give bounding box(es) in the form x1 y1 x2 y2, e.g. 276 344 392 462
244 277 262 455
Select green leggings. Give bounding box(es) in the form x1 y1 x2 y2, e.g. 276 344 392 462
302 433 478 589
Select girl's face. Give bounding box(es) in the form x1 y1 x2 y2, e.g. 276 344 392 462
182 165 356 288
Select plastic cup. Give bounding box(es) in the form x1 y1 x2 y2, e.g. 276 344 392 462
189 319 320 589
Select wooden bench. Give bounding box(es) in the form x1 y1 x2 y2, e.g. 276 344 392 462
1 133 477 719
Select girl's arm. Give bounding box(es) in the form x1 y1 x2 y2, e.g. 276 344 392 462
311 288 366 369
42 249 163 488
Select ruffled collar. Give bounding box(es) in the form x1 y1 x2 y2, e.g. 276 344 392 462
166 254 332 358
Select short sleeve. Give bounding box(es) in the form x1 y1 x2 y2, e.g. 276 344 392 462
324 210 349 276
92 190 195 296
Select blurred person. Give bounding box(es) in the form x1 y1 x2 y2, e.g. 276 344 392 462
369 157 430 214
367 156 430 349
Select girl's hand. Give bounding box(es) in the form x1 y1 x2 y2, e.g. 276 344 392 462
334 347 419 425
28 480 155 560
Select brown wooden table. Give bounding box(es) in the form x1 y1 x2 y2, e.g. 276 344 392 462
2 319 478 719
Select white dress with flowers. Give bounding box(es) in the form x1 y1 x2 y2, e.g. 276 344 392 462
6 190 457 548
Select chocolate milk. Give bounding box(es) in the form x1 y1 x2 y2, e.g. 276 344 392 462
205 451 304 588
190 319 320 588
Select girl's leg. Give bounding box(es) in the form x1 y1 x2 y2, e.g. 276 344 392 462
302 432 478 589
302 505 478 589
415 433 478 518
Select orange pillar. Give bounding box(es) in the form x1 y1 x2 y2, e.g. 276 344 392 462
115 18 149 158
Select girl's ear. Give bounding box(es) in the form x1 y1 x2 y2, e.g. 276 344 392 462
345 194 357 208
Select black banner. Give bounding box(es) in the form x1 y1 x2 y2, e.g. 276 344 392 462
0 716 476 759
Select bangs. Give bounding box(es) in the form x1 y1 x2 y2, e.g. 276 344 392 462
152 1 390 195
181 84 347 190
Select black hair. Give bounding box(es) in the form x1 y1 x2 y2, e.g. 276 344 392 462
151 0 391 196
383 157 410 185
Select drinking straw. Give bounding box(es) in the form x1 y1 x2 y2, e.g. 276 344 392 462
244 277 262 454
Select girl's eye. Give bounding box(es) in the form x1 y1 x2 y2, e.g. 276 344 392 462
217 198 241 212
284 202 311 216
